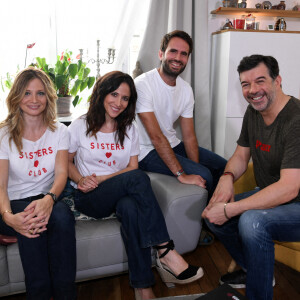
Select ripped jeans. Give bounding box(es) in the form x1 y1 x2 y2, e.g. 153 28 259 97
205 189 300 300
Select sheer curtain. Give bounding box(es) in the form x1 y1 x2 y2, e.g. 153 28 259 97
136 0 212 149
0 0 55 74
54 0 150 75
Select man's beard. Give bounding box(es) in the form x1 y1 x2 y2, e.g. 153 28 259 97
161 59 186 77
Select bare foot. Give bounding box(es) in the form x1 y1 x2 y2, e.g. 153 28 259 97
157 243 188 276
135 287 156 299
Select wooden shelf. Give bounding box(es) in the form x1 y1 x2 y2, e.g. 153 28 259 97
211 7 300 18
212 29 300 35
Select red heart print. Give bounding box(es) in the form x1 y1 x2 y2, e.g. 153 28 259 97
34 160 39 167
105 152 112 158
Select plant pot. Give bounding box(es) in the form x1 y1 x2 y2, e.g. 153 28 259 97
57 96 73 117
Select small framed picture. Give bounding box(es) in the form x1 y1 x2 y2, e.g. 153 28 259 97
268 24 274 30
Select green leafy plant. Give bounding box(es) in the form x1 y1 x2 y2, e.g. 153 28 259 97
1 66 20 92
1 73 13 92
35 51 95 107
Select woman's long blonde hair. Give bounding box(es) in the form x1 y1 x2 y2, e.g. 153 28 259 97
0 67 57 153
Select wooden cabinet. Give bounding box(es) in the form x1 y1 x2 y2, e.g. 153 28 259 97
210 30 300 159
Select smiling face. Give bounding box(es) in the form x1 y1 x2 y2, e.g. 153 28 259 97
103 82 130 121
240 63 281 112
20 78 47 119
159 37 190 78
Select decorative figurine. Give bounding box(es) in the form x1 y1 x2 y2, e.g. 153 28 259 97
275 17 287 31
222 18 234 30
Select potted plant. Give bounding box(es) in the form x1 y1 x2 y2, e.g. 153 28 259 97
35 50 95 117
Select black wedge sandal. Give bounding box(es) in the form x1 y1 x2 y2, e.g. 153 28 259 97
153 240 204 288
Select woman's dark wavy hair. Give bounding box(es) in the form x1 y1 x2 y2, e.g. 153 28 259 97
86 71 137 146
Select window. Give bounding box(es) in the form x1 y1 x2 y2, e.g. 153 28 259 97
0 0 150 120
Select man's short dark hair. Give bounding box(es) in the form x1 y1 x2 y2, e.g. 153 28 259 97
160 30 193 55
237 55 280 80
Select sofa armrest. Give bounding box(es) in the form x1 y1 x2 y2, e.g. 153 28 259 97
147 172 208 254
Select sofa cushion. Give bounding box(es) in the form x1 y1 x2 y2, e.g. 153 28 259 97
0 246 9 286
6 243 24 283
75 218 127 278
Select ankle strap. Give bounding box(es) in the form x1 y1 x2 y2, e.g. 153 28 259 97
154 240 175 259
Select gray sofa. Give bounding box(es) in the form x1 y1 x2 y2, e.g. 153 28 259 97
0 172 207 297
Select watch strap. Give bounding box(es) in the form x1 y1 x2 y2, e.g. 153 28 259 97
45 192 57 203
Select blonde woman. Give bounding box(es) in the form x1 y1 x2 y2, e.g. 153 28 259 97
0 68 76 299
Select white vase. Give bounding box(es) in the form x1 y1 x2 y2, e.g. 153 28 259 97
56 96 73 117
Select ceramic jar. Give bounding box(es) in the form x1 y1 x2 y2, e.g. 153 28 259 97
230 0 238 7
245 14 256 30
223 0 231 7
277 1 286 10
239 0 247 8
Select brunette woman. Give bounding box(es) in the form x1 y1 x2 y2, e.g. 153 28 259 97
68 71 203 300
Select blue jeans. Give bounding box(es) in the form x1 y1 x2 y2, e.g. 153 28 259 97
139 142 227 198
0 198 76 300
74 169 170 288
205 189 300 300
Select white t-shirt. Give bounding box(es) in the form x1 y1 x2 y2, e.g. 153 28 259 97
0 122 69 201
135 68 194 161
68 117 140 188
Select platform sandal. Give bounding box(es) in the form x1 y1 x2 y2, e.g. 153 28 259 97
154 240 204 288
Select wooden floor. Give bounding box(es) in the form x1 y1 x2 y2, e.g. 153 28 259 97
3 239 300 299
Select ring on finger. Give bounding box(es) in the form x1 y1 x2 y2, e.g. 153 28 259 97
29 229 34 234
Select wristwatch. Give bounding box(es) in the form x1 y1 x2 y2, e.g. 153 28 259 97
175 169 185 178
45 192 57 203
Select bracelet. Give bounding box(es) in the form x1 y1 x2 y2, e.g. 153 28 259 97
175 169 185 178
222 171 235 181
77 176 84 184
224 203 230 220
1 210 13 218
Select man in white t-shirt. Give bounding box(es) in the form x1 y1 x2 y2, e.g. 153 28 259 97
135 30 226 198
